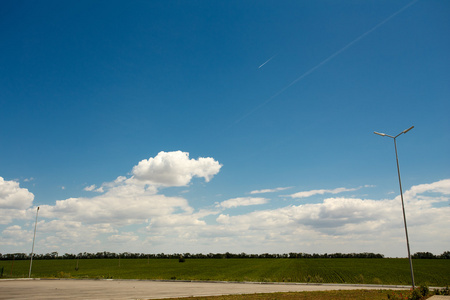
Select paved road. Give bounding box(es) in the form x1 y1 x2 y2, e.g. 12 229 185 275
0 279 413 300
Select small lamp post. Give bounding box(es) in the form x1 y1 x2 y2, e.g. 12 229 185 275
374 126 415 289
29 206 39 278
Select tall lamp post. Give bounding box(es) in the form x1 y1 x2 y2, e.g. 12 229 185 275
29 206 39 278
374 126 415 289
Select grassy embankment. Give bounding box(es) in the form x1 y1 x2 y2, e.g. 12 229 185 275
156 290 427 300
1 258 449 286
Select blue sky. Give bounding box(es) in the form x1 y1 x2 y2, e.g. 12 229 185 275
1 0 449 257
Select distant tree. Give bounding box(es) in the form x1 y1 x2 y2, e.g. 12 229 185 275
413 252 436 259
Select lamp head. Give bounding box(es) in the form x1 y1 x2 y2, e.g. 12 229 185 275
403 126 414 134
374 131 386 136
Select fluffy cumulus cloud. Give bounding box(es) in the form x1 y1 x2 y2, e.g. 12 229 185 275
0 151 222 253
0 177 35 225
36 151 221 227
32 219 116 252
40 179 193 226
0 177 34 209
0 225 32 247
132 151 222 186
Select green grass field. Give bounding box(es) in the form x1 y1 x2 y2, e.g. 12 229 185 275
1 258 448 286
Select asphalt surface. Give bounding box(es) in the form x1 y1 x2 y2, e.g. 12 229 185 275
0 279 415 300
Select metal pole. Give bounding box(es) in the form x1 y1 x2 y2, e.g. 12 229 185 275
393 138 415 289
29 206 39 278
374 126 415 289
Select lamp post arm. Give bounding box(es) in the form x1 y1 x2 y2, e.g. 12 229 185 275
395 126 414 138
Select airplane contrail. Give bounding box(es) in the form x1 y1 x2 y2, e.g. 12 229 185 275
233 0 419 125
258 54 278 69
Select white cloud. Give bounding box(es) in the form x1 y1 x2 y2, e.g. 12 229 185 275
1 156 448 258
250 187 292 194
68 178 450 255
404 178 450 198
0 225 31 247
39 184 192 226
15 151 222 252
148 214 206 229
211 180 449 256
34 219 116 252
36 151 223 227
217 197 268 209
108 232 139 243
210 192 449 256
84 184 104 193
0 177 34 224
132 151 222 187
0 177 34 209
0 208 29 225
286 187 359 199
84 184 97 191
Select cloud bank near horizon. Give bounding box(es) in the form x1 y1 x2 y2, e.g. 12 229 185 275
0 153 449 257
217 197 268 209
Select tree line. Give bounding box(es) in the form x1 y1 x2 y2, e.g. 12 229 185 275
412 251 450 259
0 251 448 260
